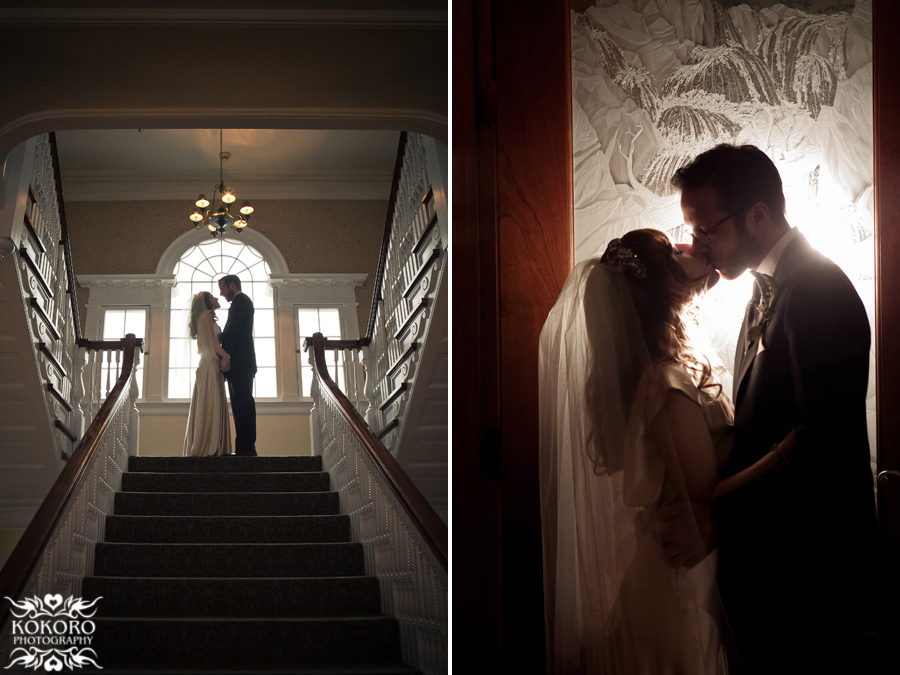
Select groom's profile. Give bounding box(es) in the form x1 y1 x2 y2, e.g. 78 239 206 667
218 274 258 456
674 144 877 674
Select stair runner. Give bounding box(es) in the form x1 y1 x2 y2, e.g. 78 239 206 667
77 455 416 674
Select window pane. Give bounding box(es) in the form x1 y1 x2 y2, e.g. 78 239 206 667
255 367 277 398
170 311 188 339
169 239 274 400
124 310 146 338
103 310 125 339
319 309 341 339
255 309 274 338
298 309 320 338
255 337 276 365
169 338 191 366
168 367 191 399
300 364 313 397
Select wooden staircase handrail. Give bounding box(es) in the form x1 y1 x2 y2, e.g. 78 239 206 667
363 131 409 345
49 131 83 343
0 334 141 631
307 332 447 570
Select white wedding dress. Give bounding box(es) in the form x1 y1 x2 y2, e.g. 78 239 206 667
539 260 739 674
600 364 733 675
183 310 233 457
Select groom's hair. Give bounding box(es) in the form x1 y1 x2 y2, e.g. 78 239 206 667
671 144 788 227
219 274 242 290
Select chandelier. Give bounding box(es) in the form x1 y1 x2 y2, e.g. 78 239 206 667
189 129 254 237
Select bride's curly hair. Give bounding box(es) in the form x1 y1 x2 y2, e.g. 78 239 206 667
583 229 722 475
188 291 217 340
604 229 721 398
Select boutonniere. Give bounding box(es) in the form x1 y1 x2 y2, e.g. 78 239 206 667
747 275 778 343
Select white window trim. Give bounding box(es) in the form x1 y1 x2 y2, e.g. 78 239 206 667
80 272 367 405
272 273 366 400
80 231 366 406
99 305 151 397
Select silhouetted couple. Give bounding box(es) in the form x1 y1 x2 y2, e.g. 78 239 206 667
540 145 877 674
183 274 258 457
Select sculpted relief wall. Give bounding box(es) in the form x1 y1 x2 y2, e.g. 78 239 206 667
572 0 875 463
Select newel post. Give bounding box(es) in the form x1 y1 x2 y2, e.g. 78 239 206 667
307 342 323 457
128 347 141 456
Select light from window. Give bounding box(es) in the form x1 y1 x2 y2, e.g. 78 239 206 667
298 308 342 397
102 308 147 398
168 238 274 399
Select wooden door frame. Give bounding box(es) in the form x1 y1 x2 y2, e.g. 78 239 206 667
455 0 898 670
452 0 573 672
873 0 900 647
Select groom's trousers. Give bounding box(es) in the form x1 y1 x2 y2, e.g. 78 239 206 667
227 372 257 456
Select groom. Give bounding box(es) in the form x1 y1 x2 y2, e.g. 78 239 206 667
218 274 257 456
676 145 877 673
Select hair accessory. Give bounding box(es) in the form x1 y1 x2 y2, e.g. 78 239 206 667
602 238 647 280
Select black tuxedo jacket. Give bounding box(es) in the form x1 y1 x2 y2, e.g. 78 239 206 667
715 232 877 664
220 292 257 379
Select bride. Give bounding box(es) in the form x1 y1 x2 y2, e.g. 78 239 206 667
183 291 233 457
539 229 794 674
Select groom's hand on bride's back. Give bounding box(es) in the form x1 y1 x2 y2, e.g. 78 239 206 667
658 501 717 569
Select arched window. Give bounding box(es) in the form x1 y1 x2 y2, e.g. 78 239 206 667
167 238 276 399
81 228 365 410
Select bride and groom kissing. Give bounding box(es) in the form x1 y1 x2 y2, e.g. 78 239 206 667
540 144 878 674
183 274 258 458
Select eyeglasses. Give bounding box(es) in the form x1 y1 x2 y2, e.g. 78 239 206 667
689 211 739 244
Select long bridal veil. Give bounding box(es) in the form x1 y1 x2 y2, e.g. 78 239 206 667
538 260 737 674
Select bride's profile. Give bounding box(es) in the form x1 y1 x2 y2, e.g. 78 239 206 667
539 229 794 674
183 290 233 457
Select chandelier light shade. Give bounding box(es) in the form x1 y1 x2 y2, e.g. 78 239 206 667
189 129 254 237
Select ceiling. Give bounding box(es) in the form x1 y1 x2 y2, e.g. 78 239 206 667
55 128 402 202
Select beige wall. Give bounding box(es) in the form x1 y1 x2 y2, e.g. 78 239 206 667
139 412 310 457
68 199 387 335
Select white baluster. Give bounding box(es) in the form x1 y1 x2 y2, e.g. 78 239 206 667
128 347 141 456
104 349 112 397
361 344 378 428
332 348 340 391
72 345 87 439
308 346 322 457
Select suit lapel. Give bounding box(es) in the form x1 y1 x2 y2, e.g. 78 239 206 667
224 294 237 333
732 232 813 405
733 297 759 403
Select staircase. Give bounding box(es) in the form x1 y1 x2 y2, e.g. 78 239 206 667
79 455 415 674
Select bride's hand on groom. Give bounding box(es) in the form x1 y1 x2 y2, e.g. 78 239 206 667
658 501 717 569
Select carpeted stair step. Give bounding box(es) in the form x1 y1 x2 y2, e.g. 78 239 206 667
128 455 323 473
82 577 382 617
121 471 330 493
114 490 340 516
88 617 401 669
105 514 351 543
94 542 365 578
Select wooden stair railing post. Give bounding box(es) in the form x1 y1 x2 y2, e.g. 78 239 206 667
128 347 141 456
308 345 323 457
